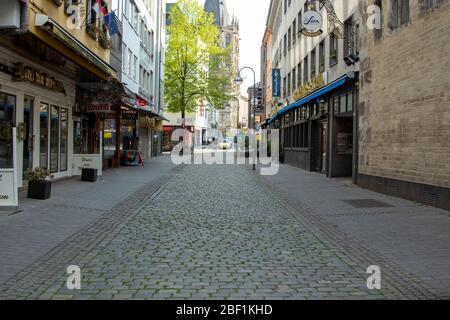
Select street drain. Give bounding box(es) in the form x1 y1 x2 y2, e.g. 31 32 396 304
342 199 393 208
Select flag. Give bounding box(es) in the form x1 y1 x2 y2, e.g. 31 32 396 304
92 0 108 18
103 11 119 36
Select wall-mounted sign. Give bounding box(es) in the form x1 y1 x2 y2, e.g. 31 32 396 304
272 69 281 97
293 73 325 100
13 34 67 66
301 10 323 37
12 62 65 94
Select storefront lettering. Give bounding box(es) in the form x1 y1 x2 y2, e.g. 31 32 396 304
293 74 325 100
13 63 65 94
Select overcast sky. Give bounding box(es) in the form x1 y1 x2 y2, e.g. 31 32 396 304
197 0 271 95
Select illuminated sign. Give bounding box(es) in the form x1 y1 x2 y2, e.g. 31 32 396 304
301 10 323 37
293 73 325 100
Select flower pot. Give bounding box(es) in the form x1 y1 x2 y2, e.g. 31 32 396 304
28 180 52 200
81 168 98 182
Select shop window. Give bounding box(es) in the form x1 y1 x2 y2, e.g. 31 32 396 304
339 95 347 114
0 92 16 169
60 108 68 172
40 103 49 169
50 106 59 173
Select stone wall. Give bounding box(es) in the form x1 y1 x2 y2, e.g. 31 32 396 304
358 0 450 188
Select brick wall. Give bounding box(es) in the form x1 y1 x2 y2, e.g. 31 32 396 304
358 0 450 188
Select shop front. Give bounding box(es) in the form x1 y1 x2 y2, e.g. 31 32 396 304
0 35 76 188
270 74 358 179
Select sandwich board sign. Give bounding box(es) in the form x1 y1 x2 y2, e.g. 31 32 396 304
0 127 18 207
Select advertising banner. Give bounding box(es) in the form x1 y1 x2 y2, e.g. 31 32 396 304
272 69 281 97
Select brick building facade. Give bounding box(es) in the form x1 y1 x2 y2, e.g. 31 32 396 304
357 0 450 210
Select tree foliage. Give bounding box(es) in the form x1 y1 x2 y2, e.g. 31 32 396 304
164 0 235 119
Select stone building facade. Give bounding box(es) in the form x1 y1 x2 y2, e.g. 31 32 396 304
357 0 450 210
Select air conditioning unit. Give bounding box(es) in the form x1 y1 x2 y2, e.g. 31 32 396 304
0 1 21 29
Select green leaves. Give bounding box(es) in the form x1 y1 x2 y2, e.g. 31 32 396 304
164 0 235 116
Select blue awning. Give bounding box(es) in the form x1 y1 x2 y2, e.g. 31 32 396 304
268 75 350 124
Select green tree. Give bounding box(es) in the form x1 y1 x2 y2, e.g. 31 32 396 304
164 0 235 127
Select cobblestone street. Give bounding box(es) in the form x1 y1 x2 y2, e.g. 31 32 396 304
1 159 449 300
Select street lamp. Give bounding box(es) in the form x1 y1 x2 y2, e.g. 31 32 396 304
234 66 256 171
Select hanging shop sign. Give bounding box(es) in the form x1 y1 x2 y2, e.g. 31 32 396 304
272 69 281 97
12 62 65 94
301 10 323 37
293 73 325 100
86 103 113 113
121 108 138 120
0 128 18 207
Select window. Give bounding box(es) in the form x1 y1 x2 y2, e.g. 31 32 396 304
319 41 325 73
297 10 303 35
292 67 296 91
389 0 410 30
283 34 287 55
329 33 338 66
133 55 138 80
303 56 308 83
297 63 302 85
49 105 59 173
292 19 296 44
334 92 354 114
0 92 15 168
39 103 48 169
287 72 291 96
288 27 291 50
122 44 127 72
344 16 359 56
374 0 383 41
283 76 287 98
60 108 68 172
128 49 132 76
284 0 287 14
311 49 316 78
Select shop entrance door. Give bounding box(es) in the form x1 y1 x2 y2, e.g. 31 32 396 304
0 92 16 169
320 122 328 174
23 96 34 178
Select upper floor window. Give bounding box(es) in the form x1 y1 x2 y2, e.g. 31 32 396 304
292 19 297 44
284 0 287 14
319 40 325 73
288 27 292 50
389 0 410 30
344 16 358 57
329 33 338 66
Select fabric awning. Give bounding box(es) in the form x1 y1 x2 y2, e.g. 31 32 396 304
269 75 351 124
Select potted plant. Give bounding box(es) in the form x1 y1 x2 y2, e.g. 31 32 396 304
25 168 52 200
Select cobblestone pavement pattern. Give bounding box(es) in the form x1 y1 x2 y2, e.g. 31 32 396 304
0 164 443 299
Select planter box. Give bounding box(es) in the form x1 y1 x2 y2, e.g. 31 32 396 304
81 168 98 182
28 180 52 200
